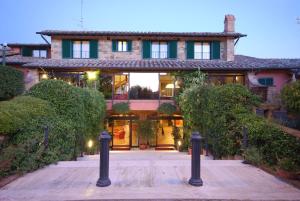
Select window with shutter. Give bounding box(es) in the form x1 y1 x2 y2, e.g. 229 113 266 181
142 40 151 59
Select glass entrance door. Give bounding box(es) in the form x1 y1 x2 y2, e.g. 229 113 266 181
112 120 130 148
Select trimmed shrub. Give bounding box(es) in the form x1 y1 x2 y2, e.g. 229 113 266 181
0 96 74 177
0 66 24 100
27 80 106 153
157 103 177 115
281 81 300 114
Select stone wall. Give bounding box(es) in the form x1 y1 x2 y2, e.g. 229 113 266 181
51 38 62 59
100 39 141 60
24 69 39 90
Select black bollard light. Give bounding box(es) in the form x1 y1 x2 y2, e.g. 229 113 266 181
188 131 203 186
96 131 111 187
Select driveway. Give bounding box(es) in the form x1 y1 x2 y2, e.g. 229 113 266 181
1 151 299 201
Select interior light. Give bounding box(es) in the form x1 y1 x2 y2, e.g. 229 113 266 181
87 140 93 148
177 140 182 146
160 72 167 75
235 76 239 81
54 77 57 80
68 81 72 85
87 71 98 81
166 83 174 89
41 73 48 79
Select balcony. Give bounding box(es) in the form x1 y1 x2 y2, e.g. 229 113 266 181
106 99 175 111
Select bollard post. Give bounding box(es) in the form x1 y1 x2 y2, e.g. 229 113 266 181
188 131 203 186
43 126 49 149
96 131 111 187
242 127 248 150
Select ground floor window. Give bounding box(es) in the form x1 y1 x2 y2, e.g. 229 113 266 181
208 74 245 85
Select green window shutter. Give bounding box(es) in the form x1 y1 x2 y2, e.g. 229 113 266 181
211 41 220 59
186 41 194 59
127 40 132 52
62 39 72 58
142 40 151 59
168 41 177 59
112 40 117 52
22 47 32 57
89 40 98 58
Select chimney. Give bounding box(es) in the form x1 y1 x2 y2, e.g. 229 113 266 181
224 14 236 32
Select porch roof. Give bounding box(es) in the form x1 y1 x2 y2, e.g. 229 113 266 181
2 55 300 71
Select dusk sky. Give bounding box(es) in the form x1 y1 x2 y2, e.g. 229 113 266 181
1 0 300 58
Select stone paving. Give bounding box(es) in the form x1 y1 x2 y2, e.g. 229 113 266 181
0 151 300 201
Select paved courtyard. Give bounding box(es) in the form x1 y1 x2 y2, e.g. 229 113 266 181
1 151 300 201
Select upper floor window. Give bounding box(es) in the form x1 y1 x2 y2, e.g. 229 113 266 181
62 39 98 59
73 41 89 58
151 42 168 59
194 42 210 60
118 41 127 52
258 77 274 86
33 50 47 58
112 40 132 52
142 40 177 59
186 41 220 60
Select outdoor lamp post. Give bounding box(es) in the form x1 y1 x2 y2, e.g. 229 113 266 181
1 43 8 66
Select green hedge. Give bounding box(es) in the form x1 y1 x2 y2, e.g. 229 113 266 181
0 96 74 177
0 66 24 101
0 80 106 178
281 81 300 114
179 83 300 171
157 103 177 115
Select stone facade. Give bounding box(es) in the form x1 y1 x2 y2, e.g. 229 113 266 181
50 37 235 61
51 38 62 59
224 39 235 61
24 69 39 90
99 39 141 60
177 41 185 60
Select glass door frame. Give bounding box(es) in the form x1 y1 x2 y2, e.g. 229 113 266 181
107 115 139 148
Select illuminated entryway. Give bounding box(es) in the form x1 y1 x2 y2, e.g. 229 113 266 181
106 114 183 150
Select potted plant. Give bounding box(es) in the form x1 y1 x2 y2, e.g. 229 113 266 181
157 103 177 115
137 120 156 149
276 158 299 179
172 126 182 150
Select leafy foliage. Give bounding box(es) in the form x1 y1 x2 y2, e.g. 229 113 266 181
112 102 130 114
281 81 300 114
136 120 156 145
0 96 74 177
0 66 24 100
157 103 177 115
0 80 106 178
179 77 300 171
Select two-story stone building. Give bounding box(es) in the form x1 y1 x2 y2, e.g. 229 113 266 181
2 15 300 150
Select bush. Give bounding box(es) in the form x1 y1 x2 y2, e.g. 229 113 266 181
137 120 157 145
244 147 263 166
179 84 260 158
0 80 106 178
112 102 130 114
0 96 74 177
157 103 177 115
0 66 24 100
281 81 300 114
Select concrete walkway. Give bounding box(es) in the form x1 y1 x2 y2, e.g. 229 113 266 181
1 151 300 201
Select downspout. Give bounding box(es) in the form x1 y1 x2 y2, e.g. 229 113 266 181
39 34 50 45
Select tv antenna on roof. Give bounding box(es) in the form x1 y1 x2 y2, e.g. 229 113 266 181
79 0 84 29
